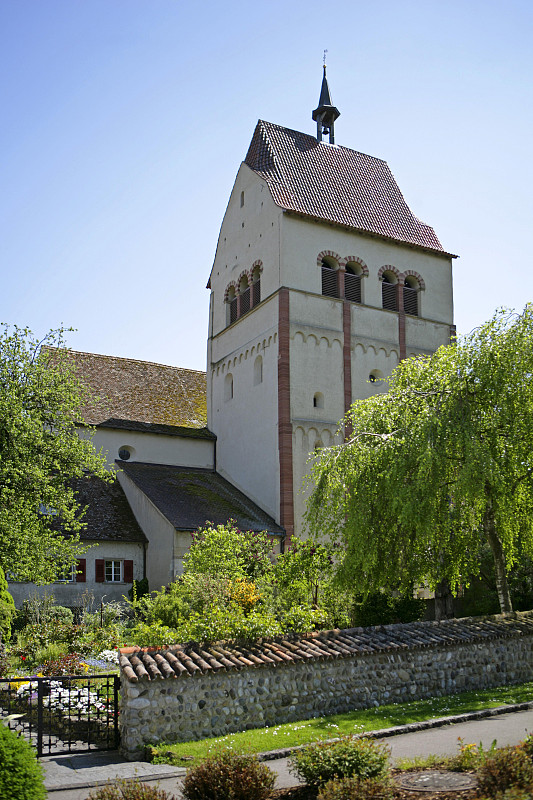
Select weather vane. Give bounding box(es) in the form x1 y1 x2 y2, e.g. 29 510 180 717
323 49 328 67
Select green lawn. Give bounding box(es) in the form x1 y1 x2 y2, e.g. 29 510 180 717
150 681 533 767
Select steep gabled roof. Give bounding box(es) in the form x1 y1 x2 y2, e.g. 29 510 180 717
47 348 207 429
72 475 147 543
245 120 453 256
118 462 285 537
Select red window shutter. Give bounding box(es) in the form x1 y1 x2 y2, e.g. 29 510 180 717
95 559 105 583
76 559 86 583
123 560 134 583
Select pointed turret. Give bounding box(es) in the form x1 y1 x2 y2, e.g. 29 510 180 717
312 64 340 144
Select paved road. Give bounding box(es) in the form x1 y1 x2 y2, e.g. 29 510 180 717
44 707 533 799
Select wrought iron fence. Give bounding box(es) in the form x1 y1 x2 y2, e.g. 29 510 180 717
0 673 119 756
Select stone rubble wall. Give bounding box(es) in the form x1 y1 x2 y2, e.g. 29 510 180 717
119 632 533 759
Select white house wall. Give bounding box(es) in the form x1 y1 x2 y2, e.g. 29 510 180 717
117 471 177 590
81 428 214 471
8 541 145 607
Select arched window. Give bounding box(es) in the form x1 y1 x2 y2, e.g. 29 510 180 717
224 373 234 401
254 355 263 385
252 266 261 306
344 263 362 303
239 275 251 316
321 257 339 298
403 276 419 316
382 272 398 311
226 286 237 325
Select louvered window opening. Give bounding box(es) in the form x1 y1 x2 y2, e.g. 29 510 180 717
253 279 261 306
240 287 251 315
345 272 361 303
382 281 398 311
322 266 339 298
229 298 238 324
403 286 418 316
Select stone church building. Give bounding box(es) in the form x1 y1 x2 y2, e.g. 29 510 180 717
9 69 455 606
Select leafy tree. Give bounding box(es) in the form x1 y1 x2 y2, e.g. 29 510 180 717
183 521 274 580
306 307 533 614
0 325 110 582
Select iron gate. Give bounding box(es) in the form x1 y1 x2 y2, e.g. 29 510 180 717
0 673 119 756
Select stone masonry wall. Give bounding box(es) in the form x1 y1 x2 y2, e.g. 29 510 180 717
119 614 533 759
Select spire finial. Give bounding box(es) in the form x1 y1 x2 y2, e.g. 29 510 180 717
312 58 340 144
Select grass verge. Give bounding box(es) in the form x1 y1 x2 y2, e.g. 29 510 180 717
150 681 533 767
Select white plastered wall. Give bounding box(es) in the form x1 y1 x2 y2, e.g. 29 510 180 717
117 471 177 590
208 165 283 522
8 541 145 607
79 428 214 471
280 214 454 538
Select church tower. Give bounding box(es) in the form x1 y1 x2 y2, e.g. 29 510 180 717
207 69 455 545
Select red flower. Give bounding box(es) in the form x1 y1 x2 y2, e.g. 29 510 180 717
21 656 26 661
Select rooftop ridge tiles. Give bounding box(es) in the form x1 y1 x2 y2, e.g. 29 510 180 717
154 653 175 679
187 649 212 672
165 651 190 676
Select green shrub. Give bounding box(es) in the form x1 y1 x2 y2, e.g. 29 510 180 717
88 779 177 799
495 789 533 800
290 737 390 788
318 775 395 800
0 566 15 641
48 605 74 626
447 737 498 771
128 578 150 602
478 746 533 797
520 734 533 760
0 722 46 799
182 749 276 800
352 591 426 627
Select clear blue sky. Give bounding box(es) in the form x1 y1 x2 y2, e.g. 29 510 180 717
1 0 531 370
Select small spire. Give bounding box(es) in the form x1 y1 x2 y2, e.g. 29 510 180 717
312 57 340 144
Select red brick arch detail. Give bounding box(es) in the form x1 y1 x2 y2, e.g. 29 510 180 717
237 270 252 291
342 256 369 276
224 281 238 302
401 270 426 290
317 250 342 269
378 264 401 282
251 259 263 274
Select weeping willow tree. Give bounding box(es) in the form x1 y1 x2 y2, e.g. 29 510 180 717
305 306 533 614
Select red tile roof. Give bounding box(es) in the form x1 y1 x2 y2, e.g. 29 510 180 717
245 120 454 257
119 612 533 682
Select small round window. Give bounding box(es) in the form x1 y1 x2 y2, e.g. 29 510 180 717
118 447 132 461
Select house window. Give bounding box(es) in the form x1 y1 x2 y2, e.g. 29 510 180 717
55 562 76 583
105 560 122 583
95 559 133 583
403 277 419 316
344 265 362 303
240 191 245 207
382 273 398 311
321 257 339 298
